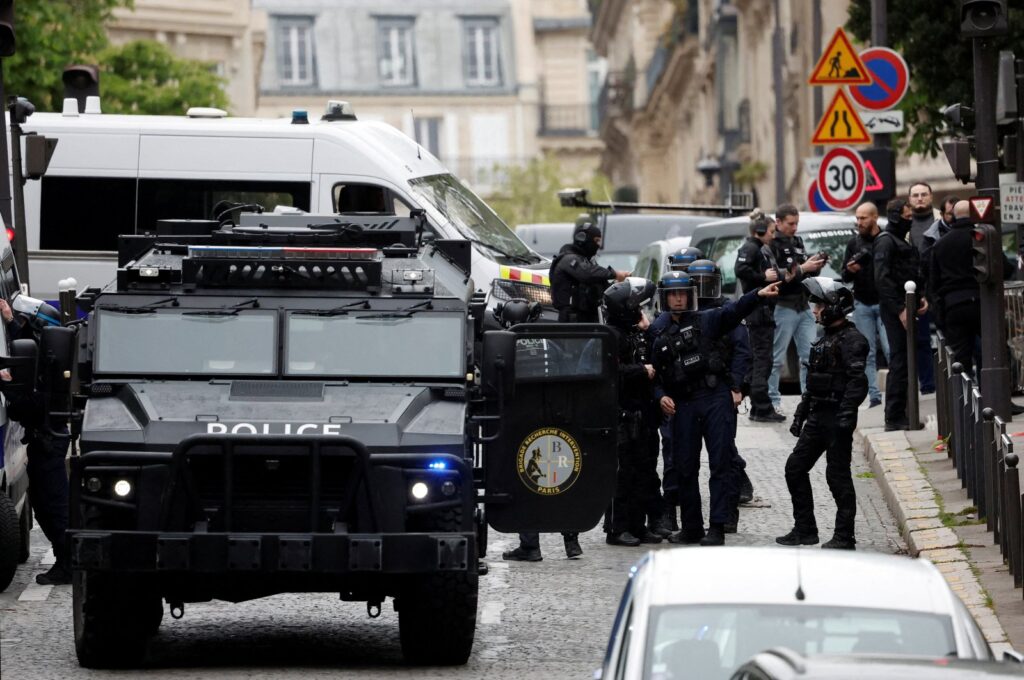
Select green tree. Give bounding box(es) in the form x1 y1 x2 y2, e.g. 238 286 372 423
485 156 613 228
846 0 1024 157
97 40 228 114
5 0 130 112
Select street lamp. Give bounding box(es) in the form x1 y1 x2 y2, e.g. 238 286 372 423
696 156 721 187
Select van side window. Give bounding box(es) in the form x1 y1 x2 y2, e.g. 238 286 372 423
332 183 411 216
40 176 136 251
0 251 18 298
138 179 311 231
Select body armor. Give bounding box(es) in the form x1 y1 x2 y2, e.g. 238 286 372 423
804 331 849 404
652 319 727 392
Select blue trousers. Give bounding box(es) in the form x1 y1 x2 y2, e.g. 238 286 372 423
852 301 889 403
769 305 816 407
670 386 737 530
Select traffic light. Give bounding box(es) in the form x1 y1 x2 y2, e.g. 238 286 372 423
972 223 1003 284
0 1 14 57
961 0 1008 39
62 65 99 114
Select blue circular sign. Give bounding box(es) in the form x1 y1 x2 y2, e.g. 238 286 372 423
807 180 831 213
850 48 909 111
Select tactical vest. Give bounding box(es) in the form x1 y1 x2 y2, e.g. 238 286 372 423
550 251 604 318
804 332 847 404
652 318 727 393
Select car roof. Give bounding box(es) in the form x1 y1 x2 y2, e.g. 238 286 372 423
689 211 859 245
600 213 718 253
743 650 1021 679
641 548 953 614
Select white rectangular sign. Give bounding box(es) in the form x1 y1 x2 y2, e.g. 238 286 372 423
804 157 822 178
1002 181 1024 224
861 110 904 134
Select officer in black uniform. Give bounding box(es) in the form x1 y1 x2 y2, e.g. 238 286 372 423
776 278 868 550
650 272 779 546
874 199 928 431
0 297 72 584
601 277 663 546
656 245 708 534
689 259 754 531
734 211 785 422
549 222 628 322
494 299 583 562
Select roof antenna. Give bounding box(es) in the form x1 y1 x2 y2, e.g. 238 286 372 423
411 109 421 160
795 548 806 601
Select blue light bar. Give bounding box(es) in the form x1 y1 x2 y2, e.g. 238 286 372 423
428 461 447 470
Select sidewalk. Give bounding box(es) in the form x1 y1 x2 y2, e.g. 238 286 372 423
857 394 1024 656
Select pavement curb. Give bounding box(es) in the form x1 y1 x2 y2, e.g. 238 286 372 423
859 426 1013 653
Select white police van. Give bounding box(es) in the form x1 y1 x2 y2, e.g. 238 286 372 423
18 100 550 301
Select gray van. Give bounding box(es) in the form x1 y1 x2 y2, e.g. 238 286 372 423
597 214 716 272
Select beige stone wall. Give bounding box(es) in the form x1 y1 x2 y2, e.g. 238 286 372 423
109 0 266 115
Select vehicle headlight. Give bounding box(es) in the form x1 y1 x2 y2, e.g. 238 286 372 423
113 479 133 498
410 481 429 501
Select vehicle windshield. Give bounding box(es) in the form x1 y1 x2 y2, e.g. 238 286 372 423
643 604 956 680
286 311 464 378
95 309 277 375
407 173 537 261
597 252 638 272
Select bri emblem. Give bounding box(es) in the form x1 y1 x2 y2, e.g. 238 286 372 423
516 427 582 496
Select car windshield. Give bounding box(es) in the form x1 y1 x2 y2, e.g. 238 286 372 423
597 252 638 272
95 309 277 375
643 604 956 680
407 173 536 260
286 311 464 378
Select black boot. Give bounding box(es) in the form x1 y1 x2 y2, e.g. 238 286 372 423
661 504 679 532
649 514 672 539
723 508 739 534
738 471 754 504
667 529 704 545
775 528 820 546
821 535 856 550
564 535 583 558
35 562 72 585
605 531 642 547
699 524 725 546
635 528 664 544
502 546 542 562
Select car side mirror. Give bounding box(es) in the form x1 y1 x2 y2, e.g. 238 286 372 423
1003 649 1024 663
0 338 38 402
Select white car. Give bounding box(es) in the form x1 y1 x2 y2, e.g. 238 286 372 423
600 547 1008 680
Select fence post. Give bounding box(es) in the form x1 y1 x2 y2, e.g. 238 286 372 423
972 388 986 513
983 408 996 529
952 362 966 482
1004 453 1021 587
905 281 921 429
994 415 1006 548
935 333 948 445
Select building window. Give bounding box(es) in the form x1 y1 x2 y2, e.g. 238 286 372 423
378 18 416 87
463 18 502 87
277 17 315 86
414 117 442 158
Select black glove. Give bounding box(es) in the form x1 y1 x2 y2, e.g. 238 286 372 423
790 415 805 438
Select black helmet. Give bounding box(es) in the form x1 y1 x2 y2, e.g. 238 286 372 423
802 276 854 326
666 246 704 272
603 277 656 326
493 298 541 328
657 271 697 312
572 222 602 257
687 259 721 302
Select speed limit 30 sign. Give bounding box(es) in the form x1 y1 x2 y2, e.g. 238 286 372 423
817 146 865 211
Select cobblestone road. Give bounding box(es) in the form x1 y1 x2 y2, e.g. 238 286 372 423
0 397 905 678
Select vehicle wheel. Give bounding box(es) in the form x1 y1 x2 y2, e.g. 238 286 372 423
398 569 478 665
18 500 31 563
399 505 477 665
0 493 19 592
73 570 159 668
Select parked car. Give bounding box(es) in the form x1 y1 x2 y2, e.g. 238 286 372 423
731 649 1023 680
597 213 714 273
687 212 860 389
0 227 33 593
599 547 1009 680
515 222 574 259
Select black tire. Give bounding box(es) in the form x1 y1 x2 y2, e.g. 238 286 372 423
18 500 31 563
73 570 160 668
398 505 477 665
0 493 18 592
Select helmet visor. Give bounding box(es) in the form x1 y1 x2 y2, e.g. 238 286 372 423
692 274 721 301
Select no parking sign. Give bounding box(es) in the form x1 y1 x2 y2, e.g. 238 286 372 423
817 147 865 211
849 48 909 111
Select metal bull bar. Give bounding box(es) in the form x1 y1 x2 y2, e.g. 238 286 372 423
935 330 1024 590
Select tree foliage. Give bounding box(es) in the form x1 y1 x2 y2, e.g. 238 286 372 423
846 0 1024 157
98 40 228 115
485 156 613 228
5 0 129 112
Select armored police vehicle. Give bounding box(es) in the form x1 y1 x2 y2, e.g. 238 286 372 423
65 212 618 668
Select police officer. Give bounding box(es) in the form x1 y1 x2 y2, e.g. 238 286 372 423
0 297 71 584
494 299 583 561
874 199 928 431
650 272 779 546
549 222 628 322
776 278 868 550
689 259 754 531
601 278 662 546
735 210 785 422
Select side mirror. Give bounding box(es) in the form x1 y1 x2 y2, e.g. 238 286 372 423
1003 649 1024 663
38 326 75 402
0 338 38 402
